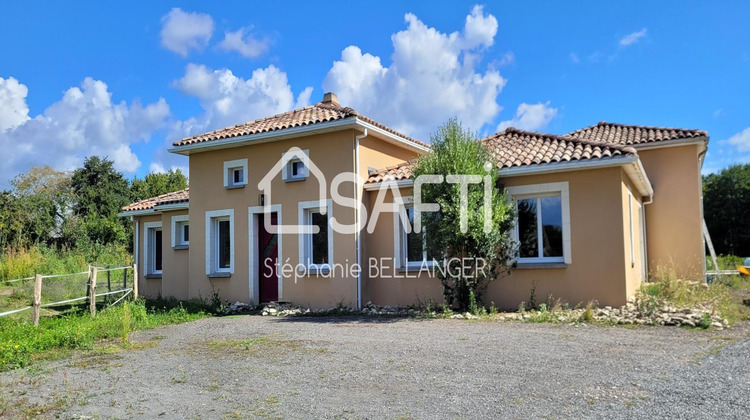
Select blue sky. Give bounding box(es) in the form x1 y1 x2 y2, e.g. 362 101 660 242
0 1 748 186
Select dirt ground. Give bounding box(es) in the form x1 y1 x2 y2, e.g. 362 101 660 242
1 316 749 419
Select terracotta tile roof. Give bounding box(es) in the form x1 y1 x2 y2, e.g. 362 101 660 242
483 128 637 169
566 121 708 146
365 160 416 184
172 102 428 149
365 128 637 184
122 188 189 212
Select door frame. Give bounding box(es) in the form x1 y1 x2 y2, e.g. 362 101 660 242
248 205 283 304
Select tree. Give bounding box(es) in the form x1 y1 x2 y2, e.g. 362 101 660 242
12 165 74 245
411 119 516 311
703 164 750 256
130 169 188 202
71 156 131 246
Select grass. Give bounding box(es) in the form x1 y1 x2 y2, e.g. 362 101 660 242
706 254 746 271
641 267 750 324
0 298 211 372
0 244 134 316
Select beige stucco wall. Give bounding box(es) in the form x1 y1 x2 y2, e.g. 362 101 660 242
358 136 424 305
638 144 704 280
621 173 646 298
488 167 632 309
188 129 364 308
363 166 641 309
161 210 190 300
362 187 444 306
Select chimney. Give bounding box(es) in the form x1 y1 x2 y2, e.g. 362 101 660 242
322 92 339 106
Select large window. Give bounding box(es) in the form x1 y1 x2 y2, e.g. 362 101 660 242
298 200 333 272
206 209 234 275
507 182 571 265
143 222 163 277
400 207 438 268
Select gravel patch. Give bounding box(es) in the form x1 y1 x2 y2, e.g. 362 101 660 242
1 317 749 419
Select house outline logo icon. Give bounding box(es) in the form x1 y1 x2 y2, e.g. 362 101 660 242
257 146 328 234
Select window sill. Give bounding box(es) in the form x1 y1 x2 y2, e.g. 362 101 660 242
283 177 307 183
173 245 189 250
145 274 162 279
225 184 246 190
304 266 330 275
398 264 437 273
515 262 567 270
208 272 232 278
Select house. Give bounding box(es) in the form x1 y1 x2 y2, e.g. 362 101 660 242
119 92 708 309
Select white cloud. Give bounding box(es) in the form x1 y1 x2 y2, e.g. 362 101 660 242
569 53 580 64
0 77 30 132
713 108 722 118
171 63 312 135
0 77 170 183
322 5 506 140
620 28 647 47
727 127 750 152
160 8 214 57
218 27 270 58
496 101 558 132
496 51 515 67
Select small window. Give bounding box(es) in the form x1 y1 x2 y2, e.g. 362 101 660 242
223 159 248 189
175 221 189 247
401 207 438 267
232 168 244 185
285 159 307 181
282 150 310 182
515 194 564 263
147 227 163 275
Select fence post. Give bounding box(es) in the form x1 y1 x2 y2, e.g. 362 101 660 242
123 267 127 290
132 263 138 300
89 267 98 317
107 265 111 297
32 274 42 326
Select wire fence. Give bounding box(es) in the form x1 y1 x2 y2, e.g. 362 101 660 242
0 264 137 324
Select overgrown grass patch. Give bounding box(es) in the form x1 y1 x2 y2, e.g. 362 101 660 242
0 298 210 372
641 268 750 324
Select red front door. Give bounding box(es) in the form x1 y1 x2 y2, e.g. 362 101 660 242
259 213 279 303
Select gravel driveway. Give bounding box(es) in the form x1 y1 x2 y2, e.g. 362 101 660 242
2 316 749 419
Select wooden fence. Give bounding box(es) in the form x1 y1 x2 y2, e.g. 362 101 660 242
0 264 138 326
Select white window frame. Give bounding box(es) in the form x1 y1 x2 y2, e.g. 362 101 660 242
628 193 635 268
393 202 436 269
282 149 309 182
223 159 248 189
506 182 571 265
143 221 163 276
205 209 235 275
171 215 190 249
298 199 333 273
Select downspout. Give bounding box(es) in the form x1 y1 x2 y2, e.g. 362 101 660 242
354 128 368 309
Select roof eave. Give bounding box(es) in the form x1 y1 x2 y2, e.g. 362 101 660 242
631 135 708 152
117 202 189 218
168 117 429 155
